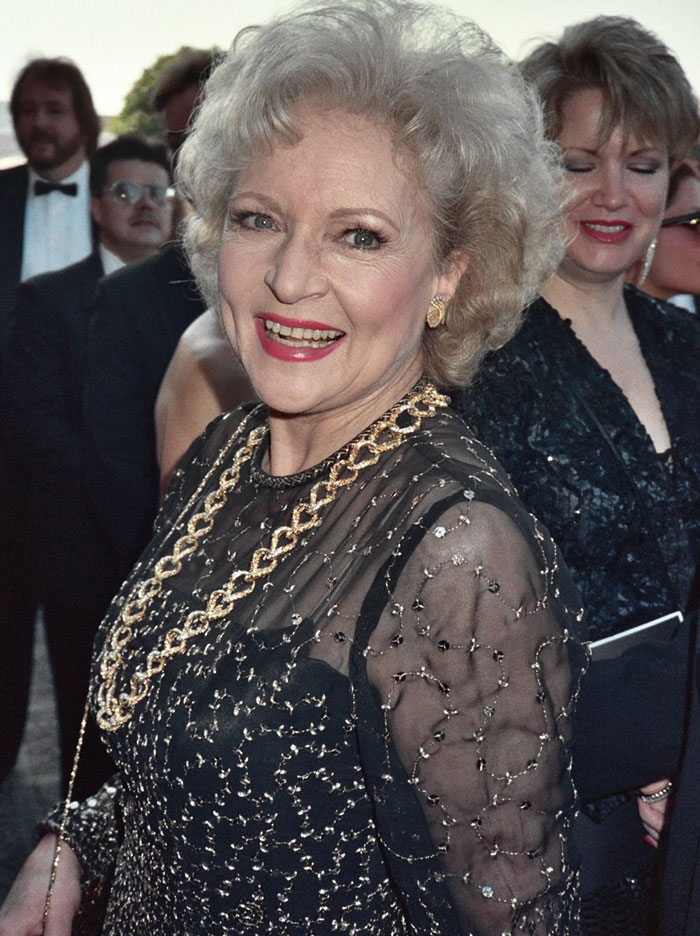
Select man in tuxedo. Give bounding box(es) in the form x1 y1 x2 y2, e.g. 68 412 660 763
0 57 100 785
82 244 206 587
0 58 101 330
0 134 174 795
79 51 214 631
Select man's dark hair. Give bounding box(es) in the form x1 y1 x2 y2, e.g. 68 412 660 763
90 133 172 197
10 57 101 157
150 49 216 112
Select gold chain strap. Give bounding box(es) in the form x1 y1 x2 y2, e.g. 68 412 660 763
96 383 448 731
42 696 90 931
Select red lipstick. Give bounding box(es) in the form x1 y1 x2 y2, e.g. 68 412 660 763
254 314 344 363
579 220 632 244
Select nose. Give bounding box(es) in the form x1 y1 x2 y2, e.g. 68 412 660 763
592 165 628 210
264 232 328 304
135 187 158 209
32 107 51 130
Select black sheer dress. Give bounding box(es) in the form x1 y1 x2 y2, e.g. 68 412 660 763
453 288 700 935
46 384 587 935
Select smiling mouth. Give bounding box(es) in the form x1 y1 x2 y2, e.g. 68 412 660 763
262 318 344 348
583 222 629 233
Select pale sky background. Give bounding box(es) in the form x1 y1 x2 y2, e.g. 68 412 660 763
3 0 699 116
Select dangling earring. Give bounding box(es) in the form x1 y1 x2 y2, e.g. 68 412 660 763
638 238 657 286
426 295 446 329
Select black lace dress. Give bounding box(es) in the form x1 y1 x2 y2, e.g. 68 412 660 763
455 288 700 642
453 288 700 935
47 385 587 936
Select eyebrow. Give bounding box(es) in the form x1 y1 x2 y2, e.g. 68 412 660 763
561 145 665 158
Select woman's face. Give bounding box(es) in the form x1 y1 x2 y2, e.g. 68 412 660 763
645 173 700 300
217 108 463 422
556 88 669 288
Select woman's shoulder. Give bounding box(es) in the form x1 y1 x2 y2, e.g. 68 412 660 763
395 410 585 635
405 406 545 536
410 405 514 482
159 402 265 513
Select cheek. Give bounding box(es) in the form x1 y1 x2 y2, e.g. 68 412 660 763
636 176 668 219
564 178 593 214
217 254 245 346
358 262 433 334
662 234 698 267
218 300 240 355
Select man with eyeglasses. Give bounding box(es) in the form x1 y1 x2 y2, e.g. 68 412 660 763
629 161 700 315
0 133 174 797
77 55 215 682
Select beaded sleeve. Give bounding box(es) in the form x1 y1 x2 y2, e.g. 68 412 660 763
354 492 587 934
39 776 123 896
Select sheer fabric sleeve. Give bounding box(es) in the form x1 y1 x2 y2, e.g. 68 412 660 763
360 493 587 935
38 776 123 897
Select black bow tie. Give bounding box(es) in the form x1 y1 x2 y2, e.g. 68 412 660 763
34 180 78 197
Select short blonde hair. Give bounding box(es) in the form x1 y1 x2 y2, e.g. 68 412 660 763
179 0 564 387
521 16 700 170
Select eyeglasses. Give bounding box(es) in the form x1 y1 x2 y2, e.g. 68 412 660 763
660 210 700 234
107 180 176 208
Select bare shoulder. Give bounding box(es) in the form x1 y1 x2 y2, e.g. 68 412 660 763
177 309 229 361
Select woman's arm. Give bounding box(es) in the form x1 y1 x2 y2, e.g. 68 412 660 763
154 310 253 498
0 834 80 936
366 495 587 935
0 777 124 935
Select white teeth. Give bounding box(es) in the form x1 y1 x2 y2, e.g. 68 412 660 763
263 319 342 344
586 223 626 233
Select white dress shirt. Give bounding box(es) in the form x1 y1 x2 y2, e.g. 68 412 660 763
21 161 92 281
98 243 126 277
667 293 697 315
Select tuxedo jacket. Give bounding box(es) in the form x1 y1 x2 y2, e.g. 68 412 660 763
82 242 206 578
0 164 30 338
0 250 119 607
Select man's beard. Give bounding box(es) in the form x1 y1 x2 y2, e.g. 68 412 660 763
23 130 85 172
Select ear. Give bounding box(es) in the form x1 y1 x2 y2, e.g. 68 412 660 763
434 250 470 304
90 195 103 229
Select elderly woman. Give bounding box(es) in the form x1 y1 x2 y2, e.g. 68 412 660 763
0 2 587 934
454 16 700 936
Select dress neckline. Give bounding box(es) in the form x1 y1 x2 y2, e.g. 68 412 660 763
249 379 440 490
250 428 345 489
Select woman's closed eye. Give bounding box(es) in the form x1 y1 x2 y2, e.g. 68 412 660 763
628 163 664 175
564 162 594 174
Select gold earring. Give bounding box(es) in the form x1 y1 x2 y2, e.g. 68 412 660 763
426 295 446 329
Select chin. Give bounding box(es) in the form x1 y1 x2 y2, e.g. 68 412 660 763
260 386 325 417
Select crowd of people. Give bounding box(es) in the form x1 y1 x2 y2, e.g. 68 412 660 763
0 1 698 934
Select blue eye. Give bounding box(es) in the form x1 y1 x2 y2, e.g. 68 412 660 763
345 228 382 249
231 211 276 232
243 213 275 231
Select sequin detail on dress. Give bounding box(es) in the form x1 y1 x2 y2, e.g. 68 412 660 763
45 389 587 935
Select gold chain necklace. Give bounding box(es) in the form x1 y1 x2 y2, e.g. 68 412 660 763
96 382 448 731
